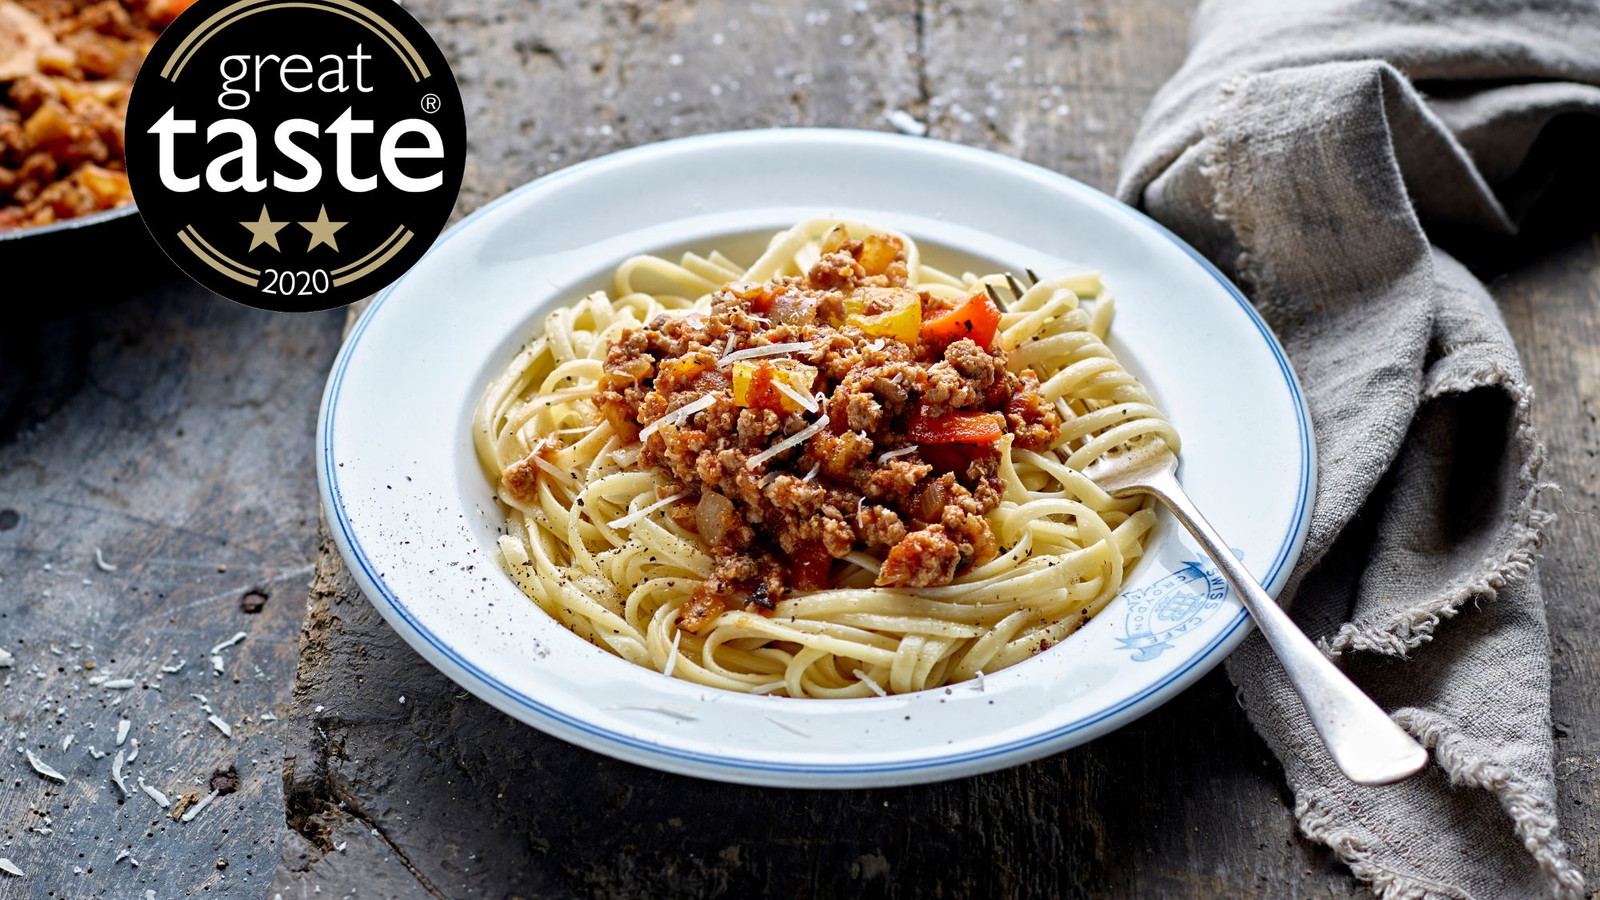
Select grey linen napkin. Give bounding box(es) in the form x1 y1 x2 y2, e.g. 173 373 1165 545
1117 1 1600 897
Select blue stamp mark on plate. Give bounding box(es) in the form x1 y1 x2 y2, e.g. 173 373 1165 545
1119 551 1242 662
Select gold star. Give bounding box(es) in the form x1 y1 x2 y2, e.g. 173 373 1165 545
239 205 288 252
299 205 347 252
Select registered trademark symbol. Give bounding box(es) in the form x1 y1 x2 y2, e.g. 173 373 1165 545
421 93 442 113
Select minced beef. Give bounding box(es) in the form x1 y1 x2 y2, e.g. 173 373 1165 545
1 0 185 230
582 229 1062 631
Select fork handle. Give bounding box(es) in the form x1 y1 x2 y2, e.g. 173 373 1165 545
1134 470 1428 786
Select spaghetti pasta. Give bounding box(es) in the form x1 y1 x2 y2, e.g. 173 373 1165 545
474 219 1179 698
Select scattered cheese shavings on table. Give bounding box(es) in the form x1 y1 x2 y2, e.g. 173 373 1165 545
116 719 130 746
210 631 247 654
180 789 220 823
0 649 13 668
127 738 139 762
138 777 171 808
159 659 185 673
110 750 129 797
208 715 232 738
101 678 136 690
25 750 66 783
886 108 928 136
94 547 117 572
0 859 23 877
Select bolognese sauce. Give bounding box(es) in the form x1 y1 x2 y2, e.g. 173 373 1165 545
580 229 1062 632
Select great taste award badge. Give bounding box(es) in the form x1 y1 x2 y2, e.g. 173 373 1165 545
125 0 465 311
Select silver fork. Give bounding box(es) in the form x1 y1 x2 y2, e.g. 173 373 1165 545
989 274 1427 786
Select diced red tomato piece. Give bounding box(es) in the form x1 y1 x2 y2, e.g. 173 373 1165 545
920 292 1002 350
908 409 1006 445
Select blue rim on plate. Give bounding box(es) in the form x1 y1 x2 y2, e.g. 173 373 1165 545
318 128 1315 779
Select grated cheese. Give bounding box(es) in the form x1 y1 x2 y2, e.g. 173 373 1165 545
115 719 129 746
111 751 129 797
605 491 688 530
207 715 232 739
663 630 682 679
746 414 829 470
772 380 819 413
137 778 170 808
717 340 816 367
878 446 917 463
852 669 889 698
180 790 220 823
25 750 65 783
638 394 718 442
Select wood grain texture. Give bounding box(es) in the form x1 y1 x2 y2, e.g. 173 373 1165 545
0 280 345 897
1499 232 1600 886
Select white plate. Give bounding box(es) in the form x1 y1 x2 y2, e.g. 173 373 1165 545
318 129 1314 787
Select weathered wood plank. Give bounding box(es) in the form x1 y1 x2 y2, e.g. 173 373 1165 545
0 286 344 898
1499 231 1600 883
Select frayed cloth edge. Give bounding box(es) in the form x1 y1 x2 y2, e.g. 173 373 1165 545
1322 374 1554 659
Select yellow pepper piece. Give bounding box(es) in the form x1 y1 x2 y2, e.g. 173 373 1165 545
847 291 922 344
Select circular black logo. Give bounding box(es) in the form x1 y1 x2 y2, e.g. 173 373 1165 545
126 0 465 311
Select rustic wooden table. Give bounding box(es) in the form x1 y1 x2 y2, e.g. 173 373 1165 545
2 1 1595 897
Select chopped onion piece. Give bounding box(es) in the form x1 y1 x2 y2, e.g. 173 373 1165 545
745 414 829 470
717 341 816 367
606 491 689 530
638 394 718 442
878 446 917 463
772 380 818 413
